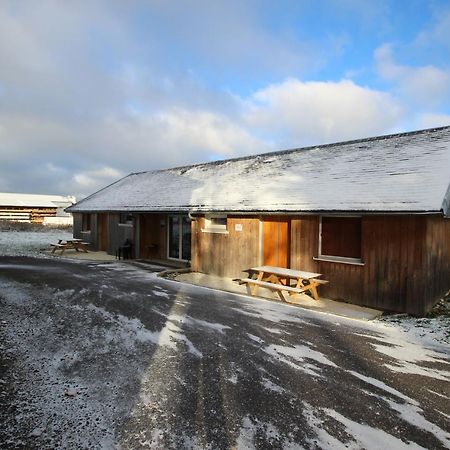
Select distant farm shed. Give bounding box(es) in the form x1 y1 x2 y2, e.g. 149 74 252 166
67 126 450 314
0 192 76 224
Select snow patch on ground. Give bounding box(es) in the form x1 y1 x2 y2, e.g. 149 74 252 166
323 408 425 449
0 229 73 257
354 325 450 381
263 343 337 377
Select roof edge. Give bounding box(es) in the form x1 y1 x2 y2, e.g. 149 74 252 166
132 125 450 176
66 174 133 212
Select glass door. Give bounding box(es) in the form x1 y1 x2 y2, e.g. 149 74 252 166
168 215 191 261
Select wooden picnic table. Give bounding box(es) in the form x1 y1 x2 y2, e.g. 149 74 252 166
51 238 89 255
239 265 328 302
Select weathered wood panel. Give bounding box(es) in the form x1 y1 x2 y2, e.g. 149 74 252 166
107 214 120 255
139 214 167 260
290 216 319 272
263 217 290 267
290 215 435 314
73 213 83 239
192 215 260 278
98 213 108 251
423 215 450 312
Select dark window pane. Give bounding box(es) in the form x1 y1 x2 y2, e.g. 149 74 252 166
182 216 191 260
82 214 91 231
168 216 180 258
211 217 227 227
321 217 361 259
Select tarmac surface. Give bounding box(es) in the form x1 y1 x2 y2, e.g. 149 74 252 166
0 256 449 449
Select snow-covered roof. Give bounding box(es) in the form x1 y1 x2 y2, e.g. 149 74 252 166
68 126 450 216
0 193 76 208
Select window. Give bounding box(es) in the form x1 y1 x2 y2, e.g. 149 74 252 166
318 216 362 263
119 213 134 227
168 215 191 261
82 214 91 231
203 214 228 233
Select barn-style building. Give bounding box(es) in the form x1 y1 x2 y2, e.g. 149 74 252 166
67 126 450 315
0 192 76 224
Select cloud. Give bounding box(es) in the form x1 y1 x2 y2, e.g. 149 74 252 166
415 8 450 50
417 113 450 129
0 0 448 200
73 167 123 189
375 43 450 108
244 78 403 145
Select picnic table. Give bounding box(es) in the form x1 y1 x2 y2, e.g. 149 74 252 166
50 238 89 255
238 265 328 302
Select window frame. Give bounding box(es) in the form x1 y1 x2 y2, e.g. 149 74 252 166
118 213 134 228
202 214 228 234
315 215 364 265
82 213 91 232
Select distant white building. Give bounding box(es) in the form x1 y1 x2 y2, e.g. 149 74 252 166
0 192 76 225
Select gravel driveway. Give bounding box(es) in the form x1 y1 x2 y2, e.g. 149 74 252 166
0 256 449 449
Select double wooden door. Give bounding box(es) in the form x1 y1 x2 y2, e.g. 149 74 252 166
263 217 290 268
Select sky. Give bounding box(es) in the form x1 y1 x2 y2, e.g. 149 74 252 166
0 0 449 200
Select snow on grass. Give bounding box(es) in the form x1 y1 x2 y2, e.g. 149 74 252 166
0 228 73 257
377 314 450 345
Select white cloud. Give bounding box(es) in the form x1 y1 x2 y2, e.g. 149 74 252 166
375 44 450 108
73 167 123 189
244 78 403 145
417 113 450 129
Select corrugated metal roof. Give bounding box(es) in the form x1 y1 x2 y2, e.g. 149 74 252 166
0 193 76 208
68 126 450 216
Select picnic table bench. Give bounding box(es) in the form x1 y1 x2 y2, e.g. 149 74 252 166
237 265 329 302
51 239 90 255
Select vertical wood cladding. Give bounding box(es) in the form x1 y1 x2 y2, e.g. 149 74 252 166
263 217 290 268
98 213 108 251
72 213 82 239
290 215 448 314
139 214 167 260
192 215 260 278
424 216 450 312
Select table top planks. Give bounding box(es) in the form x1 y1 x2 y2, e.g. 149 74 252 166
250 265 322 280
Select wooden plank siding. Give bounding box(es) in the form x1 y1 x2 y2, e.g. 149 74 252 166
72 213 83 239
290 215 446 314
98 213 108 251
424 215 450 312
191 216 261 278
74 211 448 314
139 214 168 260
263 217 290 268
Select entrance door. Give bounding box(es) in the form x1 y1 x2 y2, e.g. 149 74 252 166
263 217 290 267
168 215 191 261
98 213 108 251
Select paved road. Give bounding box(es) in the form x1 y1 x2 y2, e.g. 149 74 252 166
0 257 449 449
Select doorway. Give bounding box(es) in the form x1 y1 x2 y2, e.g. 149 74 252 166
263 216 290 267
168 215 191 261
98 213 108 251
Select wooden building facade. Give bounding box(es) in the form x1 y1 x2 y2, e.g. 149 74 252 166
68 126 450 315
0 193 75 223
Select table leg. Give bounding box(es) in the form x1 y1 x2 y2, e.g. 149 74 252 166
252 271 264 296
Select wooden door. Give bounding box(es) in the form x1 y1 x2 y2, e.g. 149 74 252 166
98 213 108 251
263 217 290 267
